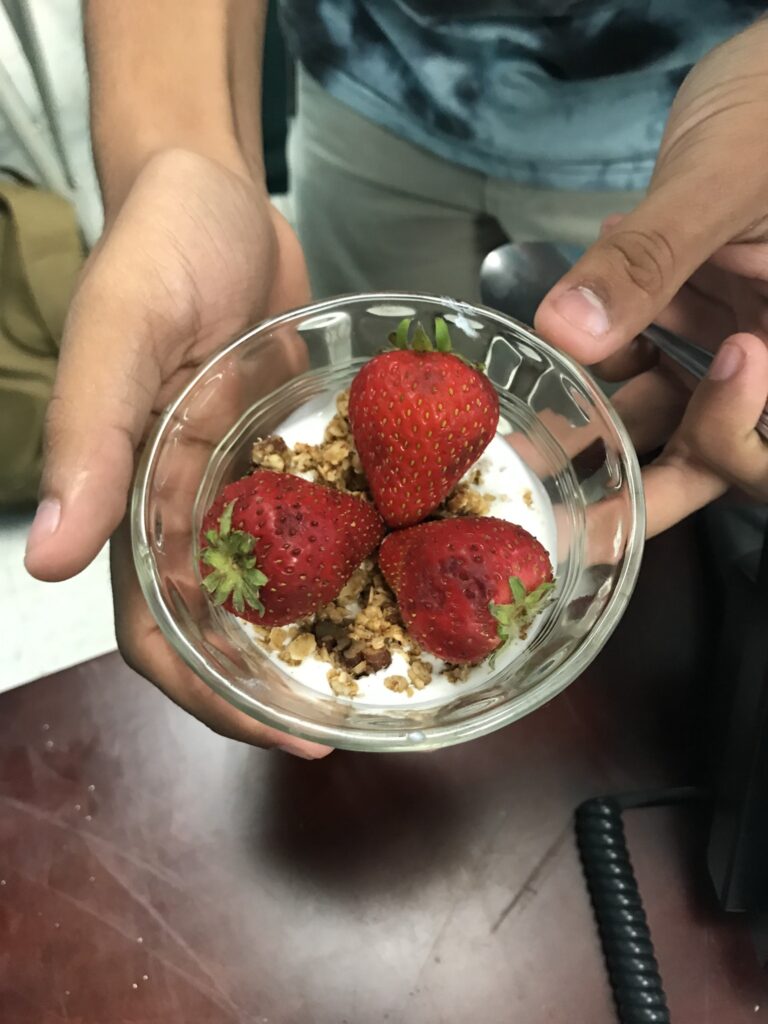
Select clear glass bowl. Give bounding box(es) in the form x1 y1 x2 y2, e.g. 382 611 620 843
131 293 645 751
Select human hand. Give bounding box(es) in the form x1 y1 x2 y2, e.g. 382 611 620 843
24 148 329 756
535 19 768 536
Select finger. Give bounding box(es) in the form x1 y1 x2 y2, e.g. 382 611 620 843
503 364 687 522
534 183 747 364
592 219 735 378
596 293 740 407
677 332 768 492
505 364 686 461
110 522 332 758
592 334 658 383
554 366 690 567
598 218 737 353
595 278 739 385
641 454 727 539
610 367 689 452
643 332 768 536
24 241 164 582
23 169 303 585
25 229 307 585
652 276 736 352
710 241 768 282
726 273 768 343
592 220 730 381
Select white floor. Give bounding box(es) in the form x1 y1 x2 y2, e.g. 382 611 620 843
0 509 117 693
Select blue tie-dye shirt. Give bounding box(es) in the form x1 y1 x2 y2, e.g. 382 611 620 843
280 1 763 190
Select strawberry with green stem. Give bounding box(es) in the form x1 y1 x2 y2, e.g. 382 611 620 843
348 317 499 528
199 470 385 626
379 516 554 665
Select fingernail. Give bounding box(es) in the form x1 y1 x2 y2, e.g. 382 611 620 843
276 744 316 760
25 498 61 559
709 342 744 381
552 286 610 338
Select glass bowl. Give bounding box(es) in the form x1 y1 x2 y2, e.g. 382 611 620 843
131 293 645 752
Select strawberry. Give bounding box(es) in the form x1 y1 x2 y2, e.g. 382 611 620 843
348 317 499 528
199 470 385 626
379 517 554 664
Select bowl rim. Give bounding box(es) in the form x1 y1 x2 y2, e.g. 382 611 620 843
131 291 646 751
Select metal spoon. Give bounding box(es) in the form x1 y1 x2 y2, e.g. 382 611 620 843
480 241 768 441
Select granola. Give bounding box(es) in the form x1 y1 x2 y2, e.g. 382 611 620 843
384 675 412 696
444 663 472 684
254 391 369 496
251 435 292 473
436 480 494 518
327 668 360 698
246 389 492 699
408 659 433 690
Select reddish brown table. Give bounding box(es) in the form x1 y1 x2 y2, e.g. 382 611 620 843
1 523 766 1023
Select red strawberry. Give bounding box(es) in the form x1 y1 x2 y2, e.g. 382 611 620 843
379 517 554 664
349 318 499 528
199 470 385 626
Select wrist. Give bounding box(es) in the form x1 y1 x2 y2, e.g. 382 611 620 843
96 135 259 221
85 0 269 219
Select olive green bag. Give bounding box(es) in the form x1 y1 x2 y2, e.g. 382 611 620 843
0 177 83 505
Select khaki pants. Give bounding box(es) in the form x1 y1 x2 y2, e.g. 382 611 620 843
289 69 644 302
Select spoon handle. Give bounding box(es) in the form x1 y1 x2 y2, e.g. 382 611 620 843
641 324 768 442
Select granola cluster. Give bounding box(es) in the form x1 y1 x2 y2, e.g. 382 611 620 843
249 390 491 699
437 479 494 518
253 392 369 497
250 555 435 699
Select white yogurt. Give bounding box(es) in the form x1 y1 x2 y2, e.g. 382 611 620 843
239 392 557 707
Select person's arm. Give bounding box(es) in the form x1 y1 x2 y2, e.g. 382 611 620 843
25 2 320 756
84 0 267 214
534 17 768 531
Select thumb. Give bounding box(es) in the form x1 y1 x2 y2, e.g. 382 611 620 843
643 332 768 537
672 332 768 494
24 262 161 581
534 181 744 365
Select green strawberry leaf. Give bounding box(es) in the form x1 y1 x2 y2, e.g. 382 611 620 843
219 499 234 538
411 322 434 352
201 571 223 593
488 575 555 668
434 316 452 352
387 316 454 354
393 317 411 349
200 499 268 616
384 314 489 371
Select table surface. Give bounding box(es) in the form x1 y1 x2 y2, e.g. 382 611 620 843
1 523 767 1024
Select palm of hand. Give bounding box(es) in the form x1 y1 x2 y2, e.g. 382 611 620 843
83 151 309 412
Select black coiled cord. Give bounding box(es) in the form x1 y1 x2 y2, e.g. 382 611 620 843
575 787 707 1024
